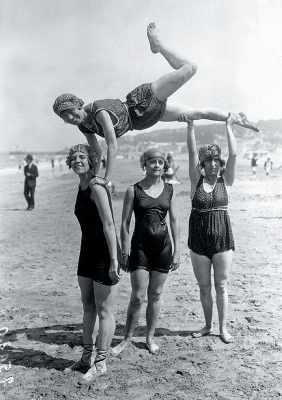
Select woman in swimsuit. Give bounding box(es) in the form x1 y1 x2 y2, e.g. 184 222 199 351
111 148 180 355
179 112 237 343
65 144 121 384
53 23 258 187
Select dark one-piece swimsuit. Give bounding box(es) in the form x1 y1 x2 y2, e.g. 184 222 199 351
129 182 173 273
75 185 122 286
188 175 235 260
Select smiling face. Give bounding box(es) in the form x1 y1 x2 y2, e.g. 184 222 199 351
60 108 86 125
145 157 165 177
70 151 90 175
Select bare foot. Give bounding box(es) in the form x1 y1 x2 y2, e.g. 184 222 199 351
192 326 213 338
234 112 259 132
147 22 161 54
110 340 130 357
146 339 159 355
220 330 234 344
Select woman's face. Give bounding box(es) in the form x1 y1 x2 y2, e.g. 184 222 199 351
60 108 86 125
145 157 165 176
70 152 90 174
203 157 220 176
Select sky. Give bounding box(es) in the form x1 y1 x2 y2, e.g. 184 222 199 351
0 0 281 152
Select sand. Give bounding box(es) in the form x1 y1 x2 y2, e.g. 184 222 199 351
0 156 282 400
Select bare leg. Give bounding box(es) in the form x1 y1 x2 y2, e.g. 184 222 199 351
146 271 168 354
79 281 118 383
111 269 149 356
213 251 234 344
190 251 214 336
162 103 259 132
65 277 99 374
148 23 197 102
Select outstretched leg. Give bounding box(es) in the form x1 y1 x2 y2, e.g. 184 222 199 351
162 104 259 132
148 23 197 102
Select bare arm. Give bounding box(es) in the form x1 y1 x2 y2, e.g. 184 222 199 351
225 114 237 187
90 185 120 283
168 187 180 271
95 110 118 185
178 114 200 191
84 132 102 176
120 186 134 255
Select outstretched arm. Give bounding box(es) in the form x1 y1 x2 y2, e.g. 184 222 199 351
168 188 180 271
225 113 237 187
90 185 120 283
95 110 118 185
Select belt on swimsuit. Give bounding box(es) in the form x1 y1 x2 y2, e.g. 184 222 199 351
123 103 133 131
192 206 228 212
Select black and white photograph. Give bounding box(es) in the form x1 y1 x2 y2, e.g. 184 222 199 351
1 1 282 399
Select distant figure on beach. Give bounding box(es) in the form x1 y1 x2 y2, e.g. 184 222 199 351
111 148 180 356
251 154 259 180
180 112 237 344
53 23 258 189
166 152 174 169
24 154 39 211
264 157 273 176
64 144 121 384
51 158 55 170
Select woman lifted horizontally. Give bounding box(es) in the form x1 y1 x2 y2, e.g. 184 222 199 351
53 23 258 187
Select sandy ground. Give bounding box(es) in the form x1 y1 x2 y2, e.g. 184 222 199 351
0 156 282 400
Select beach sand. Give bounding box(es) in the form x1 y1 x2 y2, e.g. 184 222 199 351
0 157 282 399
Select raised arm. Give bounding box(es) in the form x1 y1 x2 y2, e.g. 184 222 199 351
95 110 118 185
224 113 237 187
168 187 180 271
178 114 200 189
90 185 120 283
120 185 134 271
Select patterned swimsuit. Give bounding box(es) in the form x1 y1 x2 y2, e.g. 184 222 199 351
188 175 235 260
78 83 167 138
129 182 173 273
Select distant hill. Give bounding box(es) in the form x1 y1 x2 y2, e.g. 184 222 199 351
99 118 282 153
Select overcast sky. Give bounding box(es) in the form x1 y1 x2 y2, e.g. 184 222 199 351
1 0 281 152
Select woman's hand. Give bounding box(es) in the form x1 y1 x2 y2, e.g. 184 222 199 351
121 253 130 273
227 113 236 126
109 259 120 284
178 114 194 126
89 176 108 187
170 254 180 272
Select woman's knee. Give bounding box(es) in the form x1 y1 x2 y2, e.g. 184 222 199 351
182 62 197 79
130 292 146 308
214 281 228 296
199 283 212 296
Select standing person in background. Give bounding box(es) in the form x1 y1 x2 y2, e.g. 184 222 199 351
24 154 39 211
251 154 259 180
264 157 273 176
111 148 180 356
51 158 55 170
179 113 237 344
